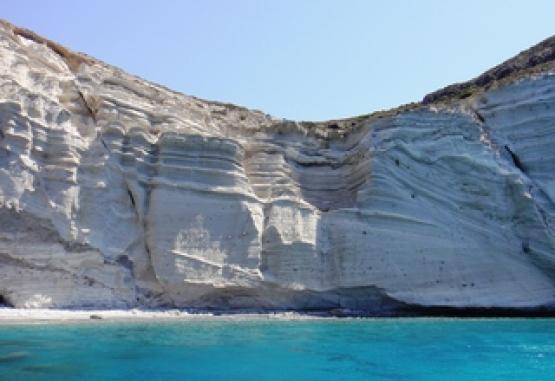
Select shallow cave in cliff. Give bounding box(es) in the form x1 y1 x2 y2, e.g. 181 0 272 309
0 294 13 307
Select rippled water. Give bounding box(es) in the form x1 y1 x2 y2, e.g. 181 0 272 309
0 318 554 381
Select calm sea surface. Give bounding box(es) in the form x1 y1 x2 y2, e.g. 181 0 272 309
0 318 554 381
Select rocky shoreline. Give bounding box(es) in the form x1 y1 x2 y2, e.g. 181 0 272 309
2 305 555 324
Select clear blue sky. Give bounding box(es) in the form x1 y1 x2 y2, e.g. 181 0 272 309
3 1 555 121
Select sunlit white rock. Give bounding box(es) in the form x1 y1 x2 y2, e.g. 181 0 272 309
0 20 554 313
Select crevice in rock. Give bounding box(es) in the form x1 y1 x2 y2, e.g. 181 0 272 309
96 130 166 305
497 144 555 279
504 145 526 173
127 188 136 208
473 109 485 124
100 137 109 152
522 238 531 254
77 90 97 122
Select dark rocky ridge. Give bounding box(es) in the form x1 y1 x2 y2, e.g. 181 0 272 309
423 35 555 104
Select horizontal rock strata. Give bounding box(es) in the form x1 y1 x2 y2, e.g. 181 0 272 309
0 20 554 315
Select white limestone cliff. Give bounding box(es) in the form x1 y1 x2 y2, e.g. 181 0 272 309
0 20 554 315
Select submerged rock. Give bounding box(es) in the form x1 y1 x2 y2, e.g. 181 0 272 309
0 19 554 315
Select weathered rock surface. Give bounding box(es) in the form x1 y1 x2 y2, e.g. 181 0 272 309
0 20 554 315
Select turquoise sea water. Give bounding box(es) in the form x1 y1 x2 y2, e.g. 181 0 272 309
1 318 554 381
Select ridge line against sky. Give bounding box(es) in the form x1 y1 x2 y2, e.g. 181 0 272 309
3 0 555 121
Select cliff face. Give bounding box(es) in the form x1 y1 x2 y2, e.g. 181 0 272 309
1 20 554 314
